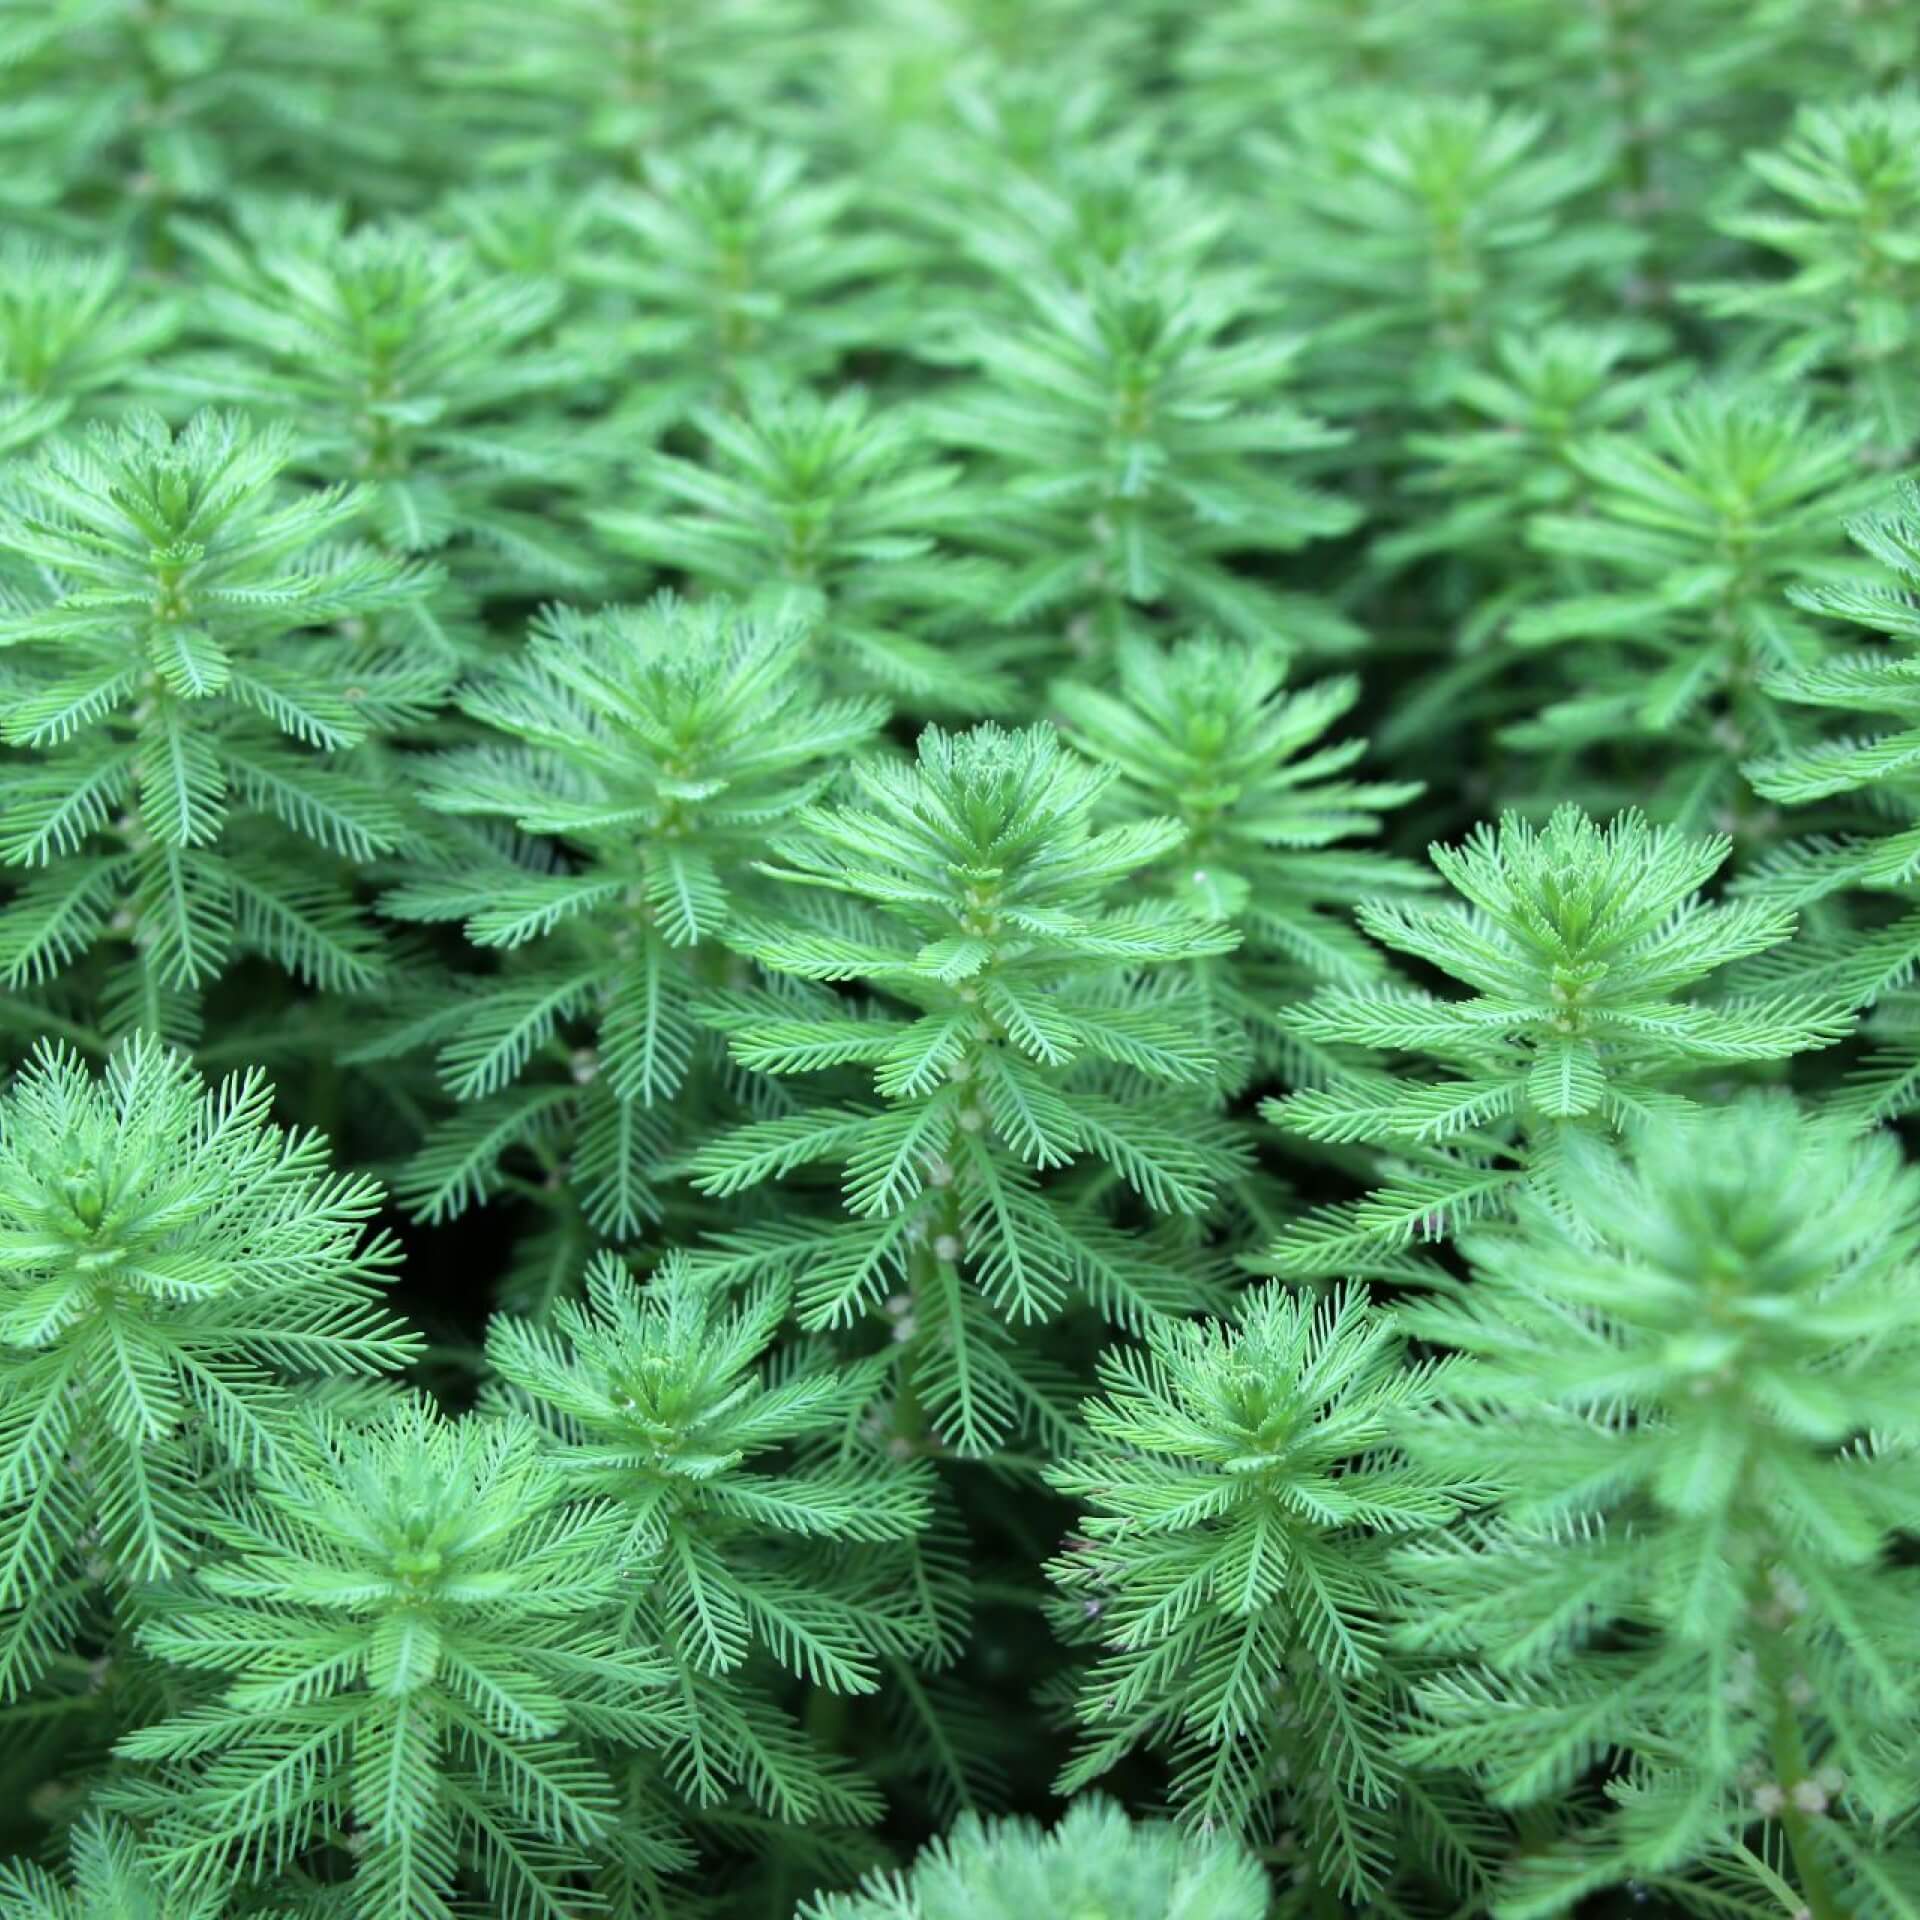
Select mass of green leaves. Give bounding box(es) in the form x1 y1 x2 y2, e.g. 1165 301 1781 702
3 6 1920 1920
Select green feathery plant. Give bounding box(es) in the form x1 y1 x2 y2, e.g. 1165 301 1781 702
1397 1094 1920 1920
1259 95 1637 423
486 1251 956 1853
1054 631 1430 1096
1365 322 1685 755
582 131 916 431
1265 806 1851 1278
1691 95 1920 461
1168 0 1483 163
930 255 1363 662
1500 383 1889 836
800 1799 1270 1920
436 175 602 289
872 72 1141 259
0 0 410 240
0 1812 278 1920
403 0 817 186
0 1036 417 1701
1045 1282 1497 1908
113 1394 677 1920
593 384 1018 717
692 722 1243 1455
903 142 1224 302
1455 0 1820 284
0 242 178 459
362 593 883 1274
153 201 606 600
1737 478 1920 1127
0 8 1912 1918
0 409 439 1044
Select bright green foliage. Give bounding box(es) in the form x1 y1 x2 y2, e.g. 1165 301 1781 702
0 408 439 1036
1503 384 1890 833
1739 481 1920 1126
487 1252 951 1834
0 1037 417 1700
1055 632 1430 1093
1261 95 1635 417
1693 95 1920 457
115 1395 673 1920
584 132 916 427
1267 807 1850 1277
154 202 604 595
0 1813 272 1920
2 7 1919 1919
0 242 178 455
931 258 1363 659
1046 1283 1493 1904
367 594 883 1242
594 385 1018 715
801 1799 1269 1920
1397 1095 1920 1919
694 723 1243 1453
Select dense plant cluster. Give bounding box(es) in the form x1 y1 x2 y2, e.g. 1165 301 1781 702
3 6 1920 1919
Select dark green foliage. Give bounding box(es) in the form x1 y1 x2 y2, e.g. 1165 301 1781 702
3 10 1919 1920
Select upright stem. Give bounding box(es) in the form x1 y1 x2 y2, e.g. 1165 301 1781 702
896 1184 962 1454
1751 1617 1845 1920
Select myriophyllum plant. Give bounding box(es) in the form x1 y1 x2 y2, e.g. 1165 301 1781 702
693 723 1243 1454
1397 1094 1920 1919
1266 805 1852 1277
0 1037 417 1699
1055 631 1430 1095
113 1397 675 1920
367 592 884 1248
0 408 438 1039
1046 1283 1496 1909
802 1799 1271 1920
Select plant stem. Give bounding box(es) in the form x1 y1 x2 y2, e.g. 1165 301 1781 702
1751 1614 1845 1920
